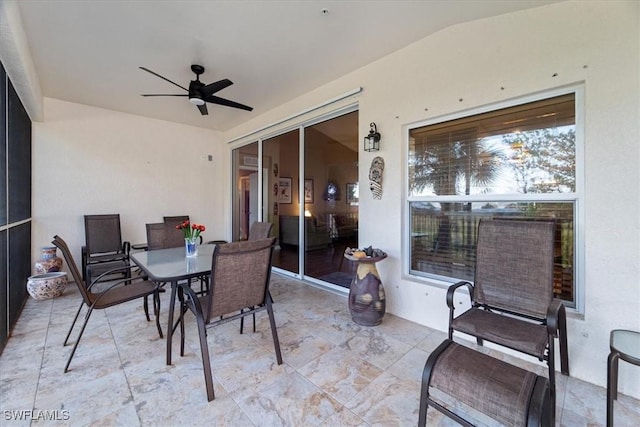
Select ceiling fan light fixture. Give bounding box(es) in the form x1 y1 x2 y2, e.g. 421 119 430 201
189 96 205 106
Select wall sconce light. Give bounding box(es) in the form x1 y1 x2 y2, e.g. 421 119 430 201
364 122 381 152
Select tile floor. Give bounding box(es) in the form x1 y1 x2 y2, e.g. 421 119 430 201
1 273 639 426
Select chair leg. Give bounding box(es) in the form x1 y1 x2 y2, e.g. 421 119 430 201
154 291 163 338
239 308 257 334
64 302 85 346
64 306 95 373
266 299 283 365
558 306 570 376
143 295 150 321
195 314 215 401
179 288 186 357
547 339 557 427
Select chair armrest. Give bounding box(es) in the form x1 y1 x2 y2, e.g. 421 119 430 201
446 281 474 310
123 241 131 255
89 276 158 308
87 265 138 291
546 298 565 337
177 281 205 318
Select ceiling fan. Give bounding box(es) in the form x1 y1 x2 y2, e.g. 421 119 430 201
139 64 253 115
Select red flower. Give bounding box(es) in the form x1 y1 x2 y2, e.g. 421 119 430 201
177 220 205 240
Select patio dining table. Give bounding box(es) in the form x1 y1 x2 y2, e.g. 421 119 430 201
130 244 215 365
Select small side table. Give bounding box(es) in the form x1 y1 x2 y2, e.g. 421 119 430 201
607 329 640 427
344 252 387 326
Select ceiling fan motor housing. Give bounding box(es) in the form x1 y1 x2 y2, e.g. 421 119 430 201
189 80 205 105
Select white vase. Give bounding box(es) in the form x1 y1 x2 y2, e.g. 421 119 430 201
26 272 68 300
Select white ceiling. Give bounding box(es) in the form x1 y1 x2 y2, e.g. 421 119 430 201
15 0 559 132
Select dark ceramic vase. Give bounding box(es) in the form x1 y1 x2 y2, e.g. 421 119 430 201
346 254 387 326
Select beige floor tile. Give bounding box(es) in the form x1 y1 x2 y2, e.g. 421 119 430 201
2 273 639 427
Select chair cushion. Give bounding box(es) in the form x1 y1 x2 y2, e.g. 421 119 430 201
451 308 548 358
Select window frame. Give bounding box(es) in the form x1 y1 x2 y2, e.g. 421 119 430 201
403 85 585 312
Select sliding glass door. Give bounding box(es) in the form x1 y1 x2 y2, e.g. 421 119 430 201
264 129 300 275
231 108 358 288
303 112 358 287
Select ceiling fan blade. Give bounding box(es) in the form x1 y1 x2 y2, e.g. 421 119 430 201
205 95 253 111
139 67 188 92
197 103 208 115
141 94 188 97
201 79 233 97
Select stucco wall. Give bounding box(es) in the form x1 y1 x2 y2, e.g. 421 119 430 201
224 1 640 397
32 98 228 267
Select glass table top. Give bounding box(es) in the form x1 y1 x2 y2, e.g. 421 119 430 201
611 329 640 364
130 244 215 282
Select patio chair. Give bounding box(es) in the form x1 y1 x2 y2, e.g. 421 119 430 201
82 214 131 285
147 222 186 250
164 215 203 244
177 237 282 401
446 218 569 425
248 221 273 240
52 235 162 373
146 222 208 293
244 221 273 331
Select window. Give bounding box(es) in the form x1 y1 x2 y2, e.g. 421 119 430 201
407 90 580 306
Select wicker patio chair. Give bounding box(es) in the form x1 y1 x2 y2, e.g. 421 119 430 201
53 235 162 373
446 218 569 426
176 237 282 401
82 214 131 285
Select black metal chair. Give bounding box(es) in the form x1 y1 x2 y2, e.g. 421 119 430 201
446 219 569 426
177 237 282 401
82 214 131 285
53 235 162 373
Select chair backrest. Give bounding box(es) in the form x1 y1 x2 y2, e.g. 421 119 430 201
52 235 91 304
164 215 203 246
248 222 273 240
146 223 168 250
163 215 189 226
146 222 185 250
165 223 186 248
205 237 276 322
474 219 555 318
84 214 124 255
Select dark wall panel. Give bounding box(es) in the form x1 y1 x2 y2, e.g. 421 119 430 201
8 224 29 330
0 59 32 354
0 63 6 226
0 230 7 349
7 80 31 223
